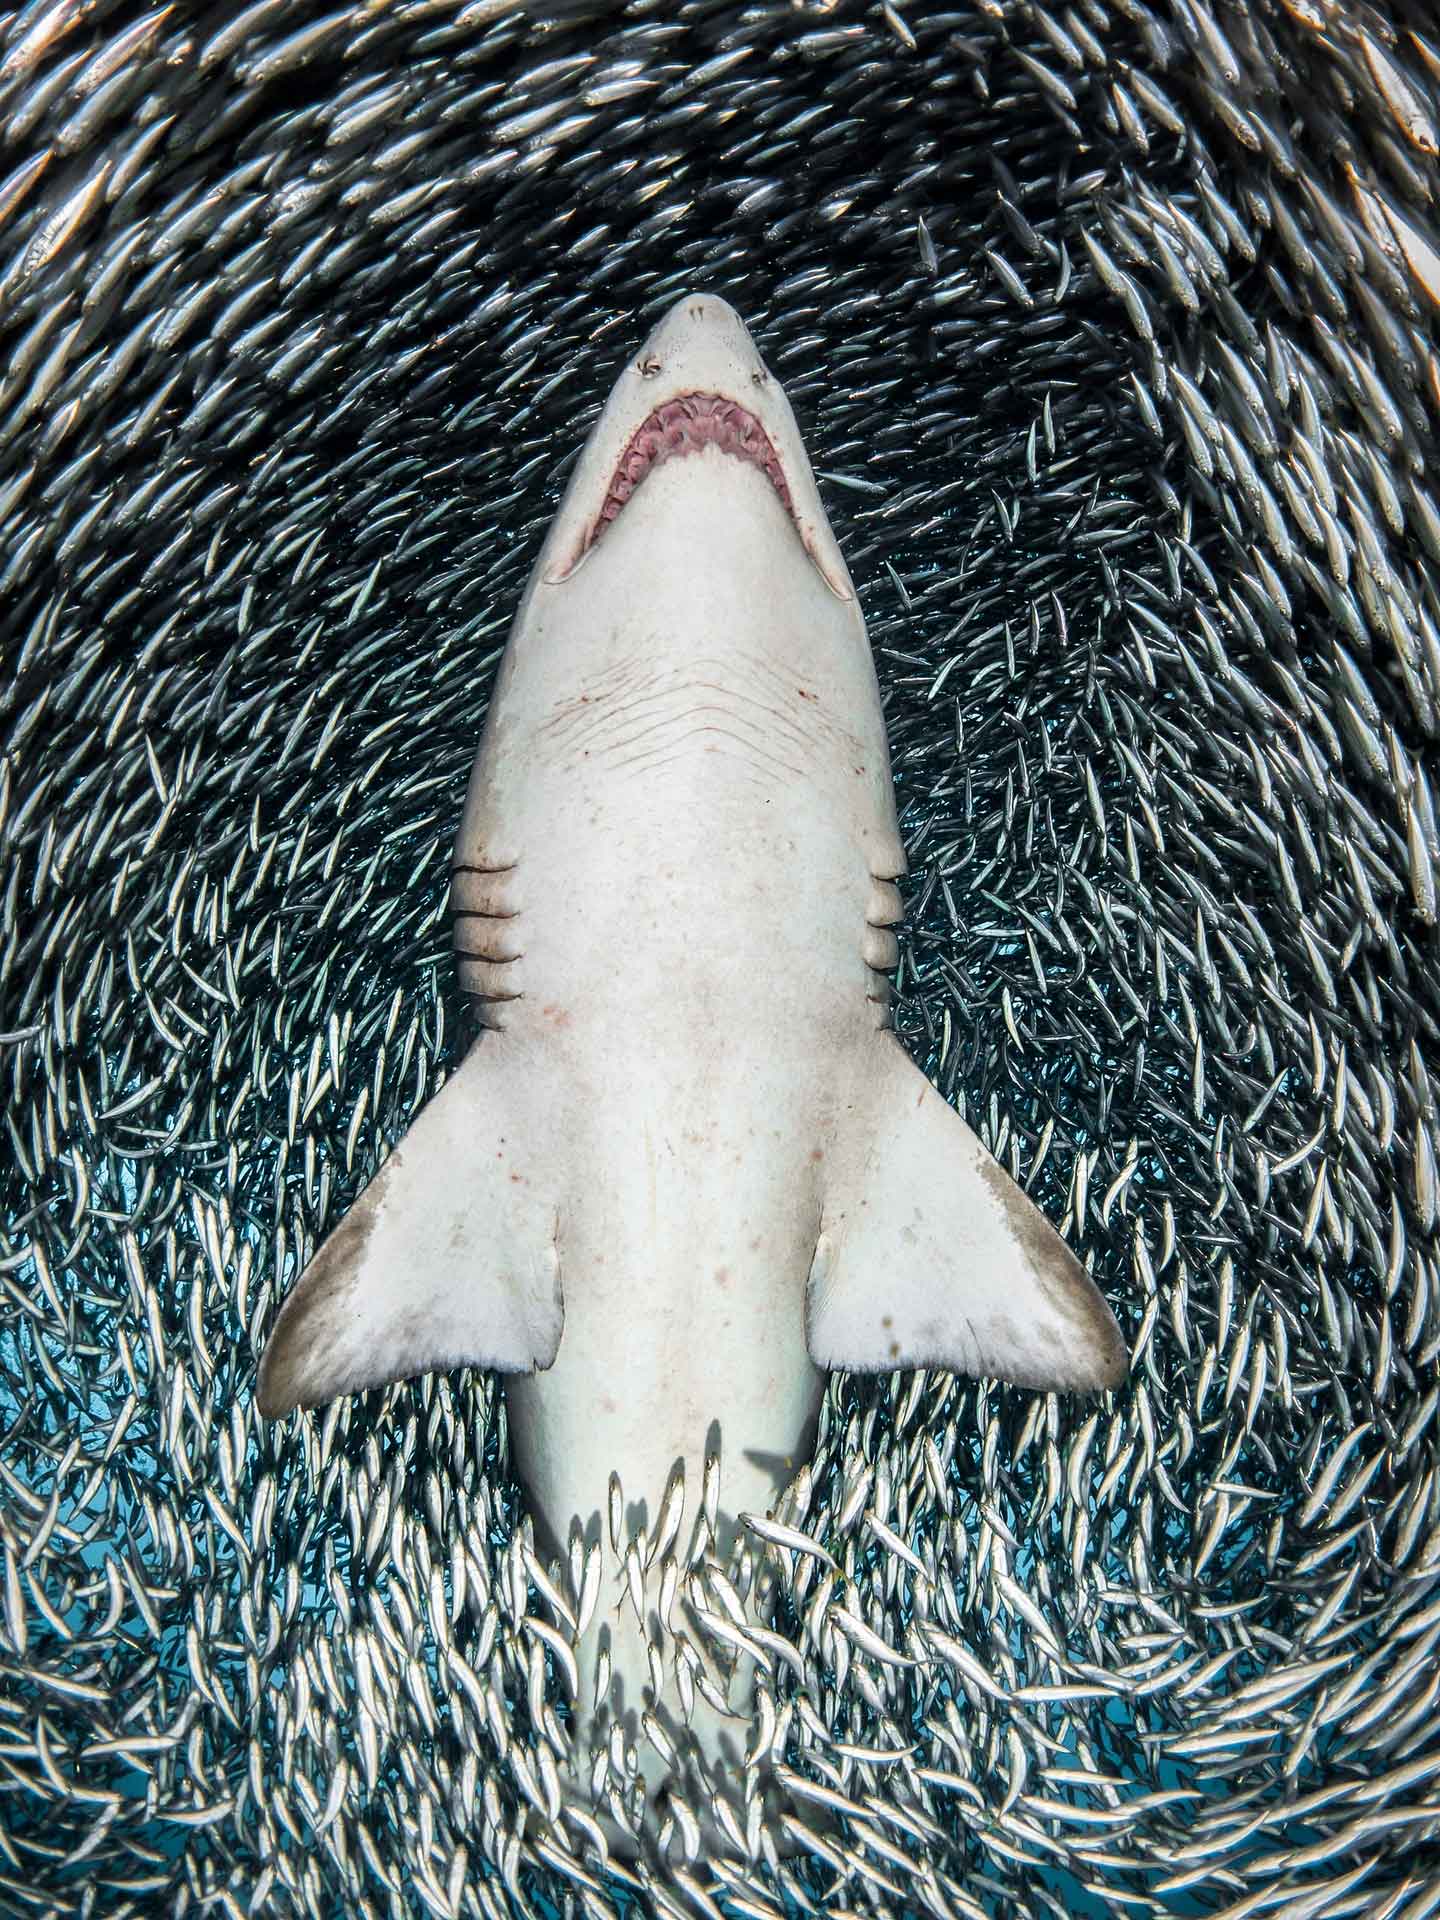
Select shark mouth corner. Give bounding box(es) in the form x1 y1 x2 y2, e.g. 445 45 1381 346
549 392 804 582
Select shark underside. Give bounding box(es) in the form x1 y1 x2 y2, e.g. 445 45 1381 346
257 294 1126 1853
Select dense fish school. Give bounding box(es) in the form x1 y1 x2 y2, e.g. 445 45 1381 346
2 1 1439 1917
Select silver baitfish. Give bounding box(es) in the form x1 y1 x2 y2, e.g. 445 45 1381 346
1 1 1438 1917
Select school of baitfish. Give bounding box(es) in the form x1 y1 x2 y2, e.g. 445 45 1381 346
1 0 1439 1915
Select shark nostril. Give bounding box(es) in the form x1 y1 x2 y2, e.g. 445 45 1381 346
638 355 662 378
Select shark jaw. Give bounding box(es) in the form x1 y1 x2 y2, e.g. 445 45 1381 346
539 295 854 599
587 391 797 560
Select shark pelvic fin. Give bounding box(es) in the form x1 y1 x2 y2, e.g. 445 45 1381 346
256 1043 563 1418
807 1035 1126 1394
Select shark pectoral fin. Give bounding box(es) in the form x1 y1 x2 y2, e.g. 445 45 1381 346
255 1042 563 1419
807 1036 1127 1394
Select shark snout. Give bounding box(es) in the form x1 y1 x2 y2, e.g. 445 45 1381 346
635 293 769 393
537 292 857 602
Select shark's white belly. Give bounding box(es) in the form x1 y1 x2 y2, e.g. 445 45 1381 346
452 473 900 1774
255 303 1126 1845
463 631 886 1559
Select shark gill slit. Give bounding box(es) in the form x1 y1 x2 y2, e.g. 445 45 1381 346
863 869 903 1025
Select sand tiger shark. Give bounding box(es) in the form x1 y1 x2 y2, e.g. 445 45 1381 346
257 293 1126 1840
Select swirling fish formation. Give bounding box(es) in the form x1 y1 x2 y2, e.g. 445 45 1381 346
1 2 1438 1917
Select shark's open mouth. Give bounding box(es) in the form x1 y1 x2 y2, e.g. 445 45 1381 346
592 392 796 548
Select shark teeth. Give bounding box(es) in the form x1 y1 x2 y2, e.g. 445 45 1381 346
592 391 796 547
